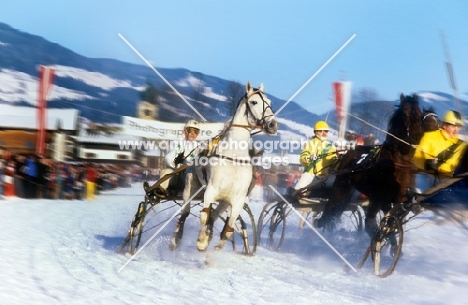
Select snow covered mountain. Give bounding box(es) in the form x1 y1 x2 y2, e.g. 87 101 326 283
0 23 319 125
1 22 467 147
418 91 468 121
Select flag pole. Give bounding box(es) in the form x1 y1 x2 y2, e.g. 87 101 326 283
36 65 55 156
440 30 465 136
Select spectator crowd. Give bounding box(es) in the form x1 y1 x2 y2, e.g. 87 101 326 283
0 149 151 201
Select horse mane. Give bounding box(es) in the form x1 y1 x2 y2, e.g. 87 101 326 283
233 87 261 109
423 106 436 113
386 93 419 134
216 86 266 142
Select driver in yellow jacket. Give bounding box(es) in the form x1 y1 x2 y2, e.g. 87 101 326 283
413 110 467 177
294 120 338 191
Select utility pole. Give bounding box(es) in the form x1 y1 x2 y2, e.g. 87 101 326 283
440 29 466 135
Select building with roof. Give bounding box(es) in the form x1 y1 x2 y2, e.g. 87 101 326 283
0 104 168 167
71 127 144 165
0 104 78 156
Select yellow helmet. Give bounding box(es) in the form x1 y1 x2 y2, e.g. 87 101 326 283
443 110 464 126
185 119 200 129
314 120 329 131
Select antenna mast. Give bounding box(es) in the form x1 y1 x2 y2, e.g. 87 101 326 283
440 30 465 134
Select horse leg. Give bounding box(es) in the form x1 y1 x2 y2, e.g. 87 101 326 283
197 203 213 252
215 216 234 251
364 198 380 237
365 171 399 237
170 171 200 250
317 175 354 230
215 199 243 250
170 212 189 250
365 194 399 237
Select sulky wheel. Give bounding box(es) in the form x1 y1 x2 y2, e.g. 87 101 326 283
349 205 364 232
119 201 147 255
230 203 257 255
257 201 287 251
372 215 404 278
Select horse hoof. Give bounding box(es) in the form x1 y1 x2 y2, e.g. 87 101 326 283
196 241 208 252
197 233 210 252
169 236 179 251
316 218 324 229
365 218 378 236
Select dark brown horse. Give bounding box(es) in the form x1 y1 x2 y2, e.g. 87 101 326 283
317 94 428 235
422 107 440 132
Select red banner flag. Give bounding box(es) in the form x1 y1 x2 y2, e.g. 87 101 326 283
332 81 351 139
36 66 55 156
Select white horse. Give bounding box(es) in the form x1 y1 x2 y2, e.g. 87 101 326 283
196 81 278 251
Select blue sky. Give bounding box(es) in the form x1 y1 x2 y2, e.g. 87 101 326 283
2 0 468 115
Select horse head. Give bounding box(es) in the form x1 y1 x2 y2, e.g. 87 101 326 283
422 107 440 132
387 93 424 148
241 81 278 135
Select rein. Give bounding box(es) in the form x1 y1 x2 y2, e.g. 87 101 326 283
205 88 275 161
230 124 264 137
209 153 252 164
223 89 269 133
344 111 416 148
394 162 416 169
345 110 439 158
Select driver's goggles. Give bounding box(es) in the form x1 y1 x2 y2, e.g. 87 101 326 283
185 127 200 134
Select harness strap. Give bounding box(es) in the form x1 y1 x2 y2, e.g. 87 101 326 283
412 171 468 203
209 154 251 164
305 143 334 173
145 164 189 192
435 140 462 167
394 162 416 169
231 124 263 130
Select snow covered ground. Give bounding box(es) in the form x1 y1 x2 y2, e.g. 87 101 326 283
1 183 467 305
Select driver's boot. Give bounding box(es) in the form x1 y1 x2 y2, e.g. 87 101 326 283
144 182 167 199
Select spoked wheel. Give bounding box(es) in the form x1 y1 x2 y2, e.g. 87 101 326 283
214 202 257 255
119 201 147 255
257 201 287 251
371 215 404 277
230 203 257 255
357 215 404 276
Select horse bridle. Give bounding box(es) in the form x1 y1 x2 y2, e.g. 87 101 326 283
209 89 275 161
404 103 423 140
231 89 275 134
422 112 440 130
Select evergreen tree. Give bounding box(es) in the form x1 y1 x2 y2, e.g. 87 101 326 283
140 81 159 105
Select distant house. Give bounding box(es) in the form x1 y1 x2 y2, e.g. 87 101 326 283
0 104 170 168
137 101 158 120
0 104 78 156
72 127 141 165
